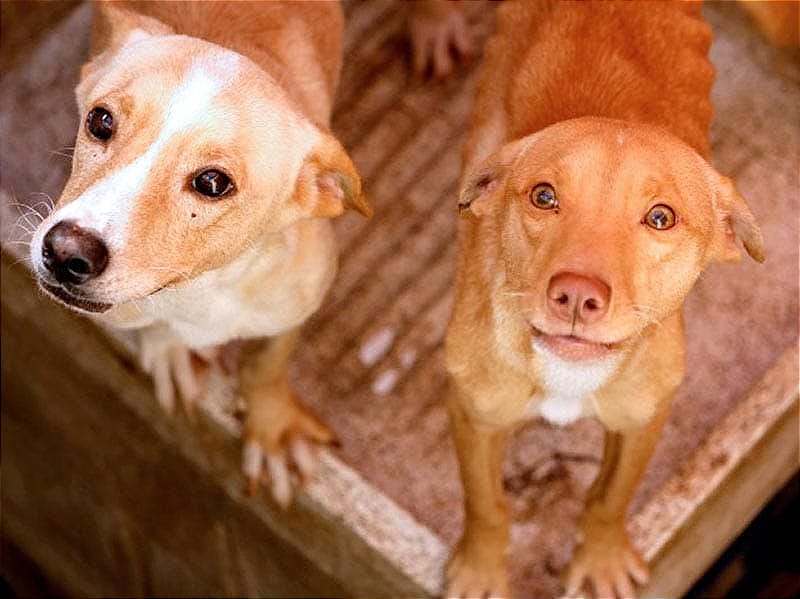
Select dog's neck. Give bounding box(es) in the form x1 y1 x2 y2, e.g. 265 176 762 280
492 2 714 158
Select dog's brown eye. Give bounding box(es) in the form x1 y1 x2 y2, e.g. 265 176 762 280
192 169 234 198
530 183 558 210
86 107 114 141
644 204 677 230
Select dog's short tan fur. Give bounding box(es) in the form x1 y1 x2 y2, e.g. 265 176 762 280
29 1 370 506
445 2 764 597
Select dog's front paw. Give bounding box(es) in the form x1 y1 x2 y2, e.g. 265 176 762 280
241 389 335 508
407 0 472 78
564 523 648 599
445 535 510 598
138 325 208 417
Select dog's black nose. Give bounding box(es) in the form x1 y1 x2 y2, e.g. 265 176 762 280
42 220 109 285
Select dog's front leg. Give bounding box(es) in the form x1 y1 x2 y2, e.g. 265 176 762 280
445 382 513 599
238 329 335 508
564 404 671 599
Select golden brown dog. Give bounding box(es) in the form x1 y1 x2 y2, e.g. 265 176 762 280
28 1 371 506
444 2 764 597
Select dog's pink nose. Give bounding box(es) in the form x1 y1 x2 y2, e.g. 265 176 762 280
547 272 610 325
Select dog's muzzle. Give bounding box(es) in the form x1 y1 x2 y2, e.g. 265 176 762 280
37 220 112 313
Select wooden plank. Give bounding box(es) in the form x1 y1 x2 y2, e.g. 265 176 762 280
0 249 446 598
634 345 799 598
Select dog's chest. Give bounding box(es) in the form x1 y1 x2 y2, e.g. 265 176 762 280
165 290 302 347
526 390 597 426
524 352 621 426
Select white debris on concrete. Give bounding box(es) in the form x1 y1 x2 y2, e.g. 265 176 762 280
371 368 400 396
399 347 418 369
359 327 396 367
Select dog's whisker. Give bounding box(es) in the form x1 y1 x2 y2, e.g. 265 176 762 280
13 212 40 229
11 218 37 236
8 203 47 228
147 265 193 280
11 216 35 231
49 145 75 159
144 294 164 319
8 254 34 269
631 304 660 318
630 307 663 331
29 200 55 217
25 212 41 227
8 200 44 213
28 190 56 206
631 307 657 321
631 303 658 313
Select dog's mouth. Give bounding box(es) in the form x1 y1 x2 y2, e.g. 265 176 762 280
531 326 623 362
38 279 113 314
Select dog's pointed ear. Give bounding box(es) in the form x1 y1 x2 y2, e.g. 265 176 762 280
458 138 526 218
82 3 174 83
92 2 173 54
293 133 372 219
710 173 765 263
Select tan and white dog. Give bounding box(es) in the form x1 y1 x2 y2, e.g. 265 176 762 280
444 1 764 597
28 1 371 506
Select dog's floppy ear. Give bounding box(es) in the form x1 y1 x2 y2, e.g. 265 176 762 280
710 173 765 263
293 133 372 219
458 138 526 218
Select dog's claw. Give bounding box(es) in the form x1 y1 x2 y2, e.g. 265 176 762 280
242 395 335 508
150 350 176 415
564 527 648 599
170 344 202 418
265 451 292 509
444 537 510 598
290 437 316 480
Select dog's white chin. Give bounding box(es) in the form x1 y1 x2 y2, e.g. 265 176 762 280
530 334 624 425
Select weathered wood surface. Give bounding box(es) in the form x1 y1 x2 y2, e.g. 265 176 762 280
635 345 799 598
1 1 798 597
1 249 444 597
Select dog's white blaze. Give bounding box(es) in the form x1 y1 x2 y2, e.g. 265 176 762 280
527 338 622 426
52 51 241 249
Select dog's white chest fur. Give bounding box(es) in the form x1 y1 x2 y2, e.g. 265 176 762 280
525 343 622 426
